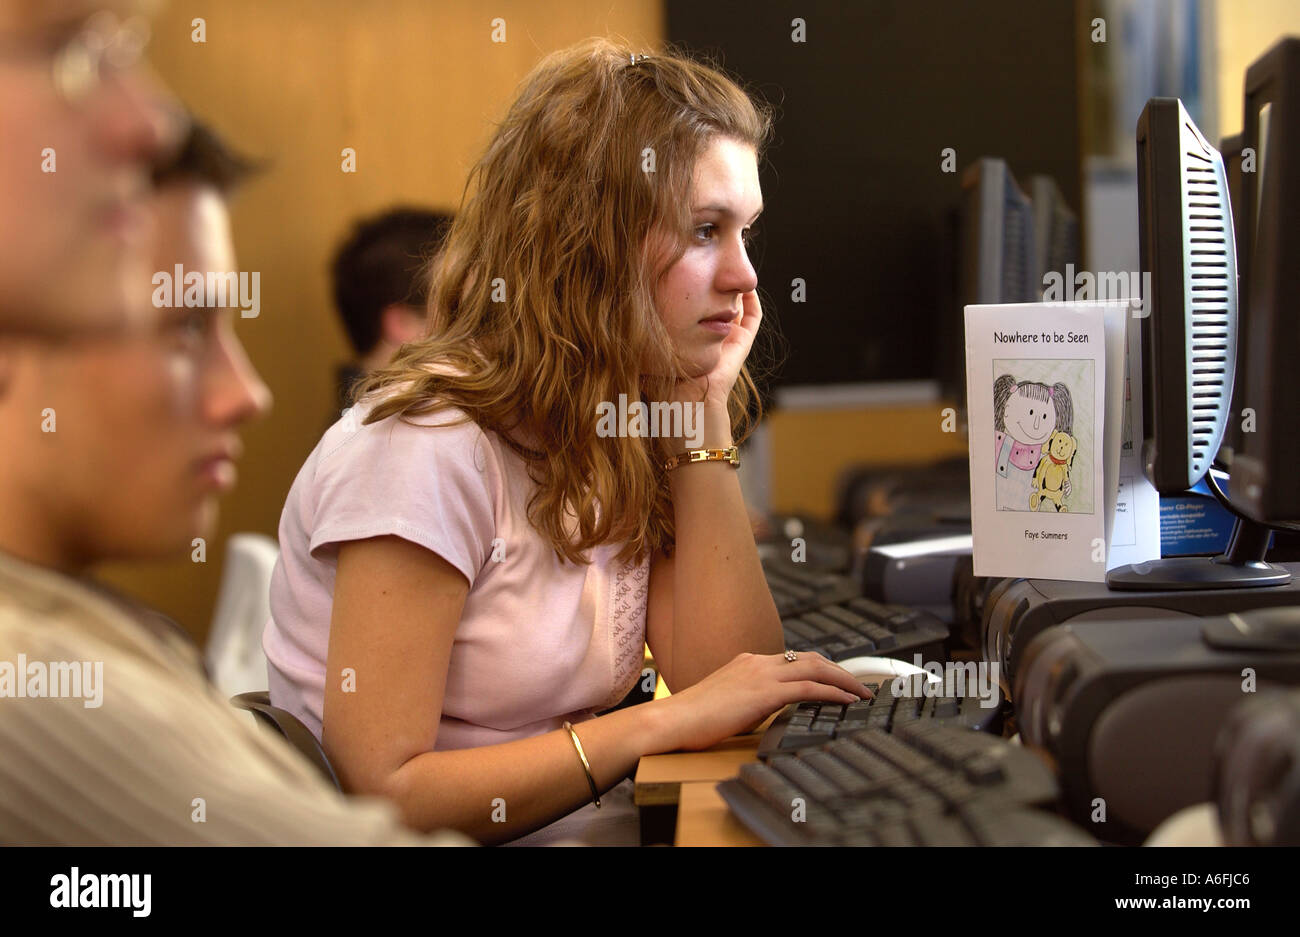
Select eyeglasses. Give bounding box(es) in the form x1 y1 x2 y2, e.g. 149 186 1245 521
0 11 151 105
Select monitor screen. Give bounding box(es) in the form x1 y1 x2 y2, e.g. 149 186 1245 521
1235 37 1300 523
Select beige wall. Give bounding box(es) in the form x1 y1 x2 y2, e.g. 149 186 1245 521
98 1 663 642
1214 0 1300 135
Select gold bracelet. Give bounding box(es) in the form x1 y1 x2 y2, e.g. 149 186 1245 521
562 721 601 809
662 446 739 472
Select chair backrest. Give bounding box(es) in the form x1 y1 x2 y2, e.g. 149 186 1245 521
205 533 280 698
230 691 342 791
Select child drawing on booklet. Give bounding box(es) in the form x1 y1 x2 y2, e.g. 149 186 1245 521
993 375 1074 512
1030 430 1077 512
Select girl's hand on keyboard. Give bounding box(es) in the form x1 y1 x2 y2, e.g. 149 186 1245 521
659 650 871 752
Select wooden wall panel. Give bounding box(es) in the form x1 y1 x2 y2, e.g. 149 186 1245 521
99 1 664 643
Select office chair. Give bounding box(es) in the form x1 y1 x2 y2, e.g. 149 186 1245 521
205 533 280 698
231 691 342 792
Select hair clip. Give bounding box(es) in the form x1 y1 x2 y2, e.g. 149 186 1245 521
629 53 649 66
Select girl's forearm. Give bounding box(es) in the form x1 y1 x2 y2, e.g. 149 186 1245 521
665 401 784 688
378 696 678 844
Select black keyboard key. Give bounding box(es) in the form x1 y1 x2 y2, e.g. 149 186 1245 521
770 756 842 803
826 738 902 784
845 596 892 619
802 611 848 635
925 773 977 806
783 617 825 642
840 703 874 726
736 762 802 811
865 627 897 650
964 754 1006 784
779 731 831 751
800 751 875 796
887 610 924 633
820 605 871 630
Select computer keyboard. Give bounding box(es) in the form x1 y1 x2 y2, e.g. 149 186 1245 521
756 674 1002 759
764 558 950 661
718 721 1095 846
763 558 862 615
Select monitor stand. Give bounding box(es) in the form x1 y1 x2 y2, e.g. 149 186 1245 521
1107 516 1291 590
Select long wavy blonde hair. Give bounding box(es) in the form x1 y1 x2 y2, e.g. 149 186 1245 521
356 37 774 566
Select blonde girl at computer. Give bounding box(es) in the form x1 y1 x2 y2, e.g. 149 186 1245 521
263 37 866 846
992 374 1073 511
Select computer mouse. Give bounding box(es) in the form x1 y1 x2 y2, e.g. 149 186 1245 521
837 655 941 684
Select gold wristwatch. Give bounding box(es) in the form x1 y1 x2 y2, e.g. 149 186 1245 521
662 446 740 472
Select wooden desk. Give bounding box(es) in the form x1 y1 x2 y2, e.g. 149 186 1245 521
633 717 774 846
675 782 764 846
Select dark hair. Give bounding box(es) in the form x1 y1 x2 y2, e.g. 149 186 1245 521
152 118 260 194
994 374 1073 435
330 207 453 356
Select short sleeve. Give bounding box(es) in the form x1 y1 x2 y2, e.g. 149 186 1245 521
308 409 498 588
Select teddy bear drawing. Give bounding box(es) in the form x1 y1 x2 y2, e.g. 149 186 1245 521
1030 430 1077 512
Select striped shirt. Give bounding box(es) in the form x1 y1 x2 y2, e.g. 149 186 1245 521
0 549 470 846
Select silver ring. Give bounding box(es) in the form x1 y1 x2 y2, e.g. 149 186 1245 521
784 649 798 662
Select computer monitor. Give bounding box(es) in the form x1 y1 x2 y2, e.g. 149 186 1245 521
1028 174 1080 296
959 158 1036 308
1232 38 1300 524
1106 96 1289 589
946 158 1037 404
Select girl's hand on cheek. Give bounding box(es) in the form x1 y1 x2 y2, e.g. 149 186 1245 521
674 289 761 408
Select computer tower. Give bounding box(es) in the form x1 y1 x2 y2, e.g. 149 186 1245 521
950 561 1006 651
859 534 972 624
1014 611 1300 844
980 566 1300 694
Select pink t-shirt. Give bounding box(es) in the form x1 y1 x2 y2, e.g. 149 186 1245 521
263 398 650 751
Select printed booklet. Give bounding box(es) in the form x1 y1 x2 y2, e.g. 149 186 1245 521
964 301 1160 582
